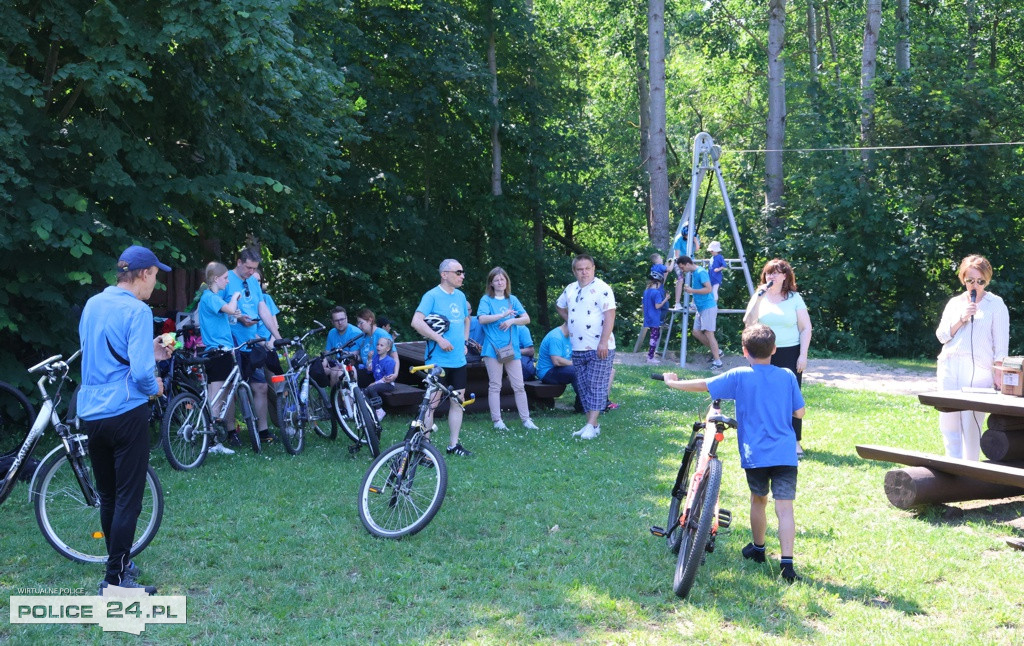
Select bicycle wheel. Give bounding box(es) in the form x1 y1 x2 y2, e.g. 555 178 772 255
672 457 722 599
277 387 305 455
307 383 334 439
667 434 703 554
238 383 261 453
33 454 164 564
0 381 35 458
354 389 381 457
160 392 211 470
331 383 360 443
358 440 447 539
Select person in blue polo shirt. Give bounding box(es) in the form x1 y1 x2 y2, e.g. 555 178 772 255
78 245 172 595
411 258 472 457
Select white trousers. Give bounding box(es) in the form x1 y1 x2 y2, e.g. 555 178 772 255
936 354 990 461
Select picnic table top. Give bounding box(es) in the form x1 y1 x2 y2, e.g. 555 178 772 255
918 389 1024 416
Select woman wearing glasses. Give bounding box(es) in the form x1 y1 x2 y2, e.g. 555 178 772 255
743 258 812 457
935 255 1009 460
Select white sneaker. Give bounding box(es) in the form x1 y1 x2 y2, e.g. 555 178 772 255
523 419 539 430
580 425 601 440
493 420 509 431
375 408 386 422
573 423 594 438
209 442 235 455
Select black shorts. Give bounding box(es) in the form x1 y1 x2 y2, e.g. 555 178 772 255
205 352 235 383
439 365 467 392
745 465 798 500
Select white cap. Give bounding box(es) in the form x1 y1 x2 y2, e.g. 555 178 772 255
707 241 722 253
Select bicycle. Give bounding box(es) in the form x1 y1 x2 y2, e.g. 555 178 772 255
269 321 336 455
0 352 164 564
357 364 474 539
329 344 382 458
648 380 737 598
159 337 268 470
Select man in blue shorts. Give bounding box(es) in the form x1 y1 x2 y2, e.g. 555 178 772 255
411 258 472 457
662 324 805 583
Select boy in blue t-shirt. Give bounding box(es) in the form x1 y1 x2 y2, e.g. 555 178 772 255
662 324 806 583
365 336 397 421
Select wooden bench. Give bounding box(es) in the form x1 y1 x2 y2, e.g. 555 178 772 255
378 383 425 412
524 380 567 408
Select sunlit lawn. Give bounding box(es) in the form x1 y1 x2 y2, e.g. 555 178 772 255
1 364 1022 644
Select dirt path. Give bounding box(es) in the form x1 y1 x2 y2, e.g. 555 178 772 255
614 353 934 396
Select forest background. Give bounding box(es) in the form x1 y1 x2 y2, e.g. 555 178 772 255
2 0 1023 386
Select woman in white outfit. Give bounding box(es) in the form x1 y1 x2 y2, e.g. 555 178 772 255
935 255 1009 460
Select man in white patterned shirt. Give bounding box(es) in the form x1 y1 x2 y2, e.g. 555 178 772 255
556 254 616 440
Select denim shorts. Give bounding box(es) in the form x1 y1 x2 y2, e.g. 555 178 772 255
744 465 798 500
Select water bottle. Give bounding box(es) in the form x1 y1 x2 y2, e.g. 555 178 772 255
300 376 309 405
228 314 238 325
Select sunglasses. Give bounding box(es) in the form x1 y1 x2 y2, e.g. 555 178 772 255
243 279 251 297
964 278 987 286
446 269 465 276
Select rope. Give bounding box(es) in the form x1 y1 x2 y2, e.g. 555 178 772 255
725 141 1024 154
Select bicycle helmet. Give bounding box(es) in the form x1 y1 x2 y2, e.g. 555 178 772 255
650 269 666 282
422 313 450 337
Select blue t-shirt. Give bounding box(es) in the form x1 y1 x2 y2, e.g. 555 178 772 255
199 289 234 349
220 270 264 344
469 317 485 346
358 327 393 366
416 286 468 368
477 294 526 360
642 286 666 328
690 267 715 312
326 325 364 354
537 326 572 380
255 293 280 341
706 364 805 469
709 254 727 286
517 325 534 350
371 354 397 383
672 229 700 256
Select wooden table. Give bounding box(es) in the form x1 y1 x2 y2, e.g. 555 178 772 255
855 389 1024 509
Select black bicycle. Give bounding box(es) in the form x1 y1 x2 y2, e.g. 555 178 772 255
270 322 337 455
357 364 474 539
0 352 164 563
329 344 382 458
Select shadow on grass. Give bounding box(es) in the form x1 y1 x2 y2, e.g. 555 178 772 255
800 448 871 469
910 498 1024 537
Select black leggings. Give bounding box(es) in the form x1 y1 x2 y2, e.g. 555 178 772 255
771 344 804 441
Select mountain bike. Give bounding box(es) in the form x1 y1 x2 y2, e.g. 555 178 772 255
159 337 267 469
357 364 474 539
649 381 736 598
269 321 336 455
329 344 382 458
0 352 164 564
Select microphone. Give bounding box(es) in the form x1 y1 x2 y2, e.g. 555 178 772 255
757 280 774 297
970 289 977 322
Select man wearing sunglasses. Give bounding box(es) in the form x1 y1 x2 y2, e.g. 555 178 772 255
219 247 280 447
412 259 473 457
556 253 617 440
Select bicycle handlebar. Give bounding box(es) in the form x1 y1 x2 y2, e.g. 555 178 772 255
409 364 436 374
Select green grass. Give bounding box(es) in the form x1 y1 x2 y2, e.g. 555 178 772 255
2 365 1022 644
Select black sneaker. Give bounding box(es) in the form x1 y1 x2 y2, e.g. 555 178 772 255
227 431 242 447
259 430 274 444
446 443 473 457
742 542 767 563
99 579 157 596
780 562 799 583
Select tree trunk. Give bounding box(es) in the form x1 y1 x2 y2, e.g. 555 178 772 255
647 0 670 252
635 29 653 242
822 0 840 84
806 0 819 79
990 16 999 70
764 0 786 233
896 0 910 74
488 12 502 197
860 0 881 164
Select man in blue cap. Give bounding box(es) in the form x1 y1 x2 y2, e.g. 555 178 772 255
78 245 172 594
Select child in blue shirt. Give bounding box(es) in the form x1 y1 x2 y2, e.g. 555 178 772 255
642 270 669 362
365 336 397 421
708 241 727 302
662 324 806 583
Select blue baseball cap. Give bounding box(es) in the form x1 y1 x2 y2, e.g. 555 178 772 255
119 245 171 272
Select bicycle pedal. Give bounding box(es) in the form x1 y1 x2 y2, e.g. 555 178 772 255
348 444 362 455
367 486 382 494
717 508 732 528
649 526 667 538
